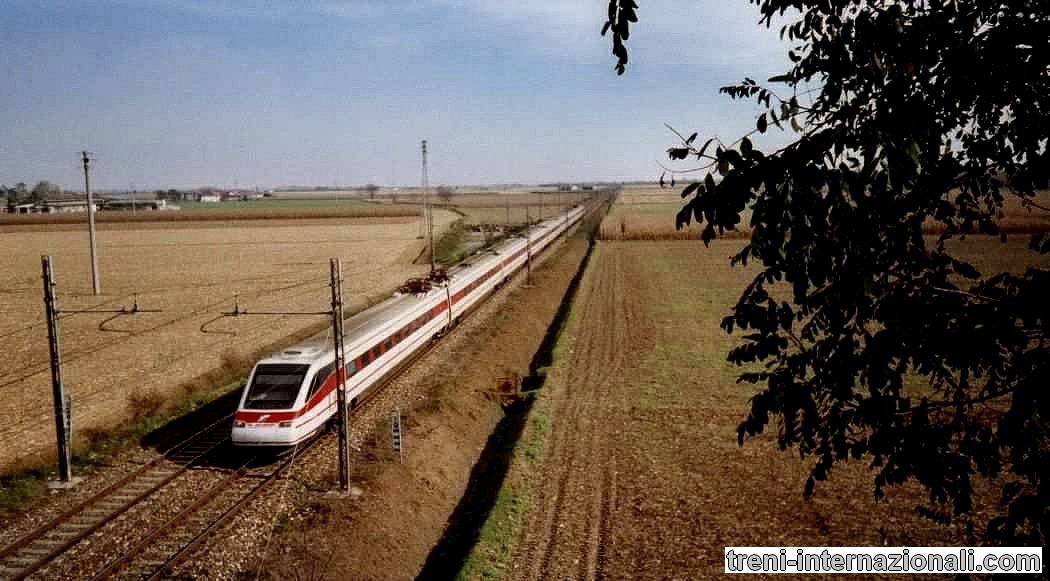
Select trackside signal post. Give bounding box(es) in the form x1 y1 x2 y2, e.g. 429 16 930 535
525 207 533 285
391 408 403 463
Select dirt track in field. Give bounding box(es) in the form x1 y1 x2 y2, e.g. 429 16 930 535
511 247 654 581
508 241 999 580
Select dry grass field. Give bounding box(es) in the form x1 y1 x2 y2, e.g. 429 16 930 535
600 186 1050 240
0 210 456 475
444 193 580 228
0 205 418 229
270 189 585 229
598 187 707 240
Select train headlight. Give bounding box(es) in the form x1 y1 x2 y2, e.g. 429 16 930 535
234 420 246 428
278 421 293 428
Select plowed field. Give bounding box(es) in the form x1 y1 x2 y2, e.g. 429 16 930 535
0 213 454 474
510 241 997 580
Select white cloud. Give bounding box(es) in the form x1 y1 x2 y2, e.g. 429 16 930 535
436 0 792 73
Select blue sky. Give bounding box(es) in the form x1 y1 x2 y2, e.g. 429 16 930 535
0 1 793 190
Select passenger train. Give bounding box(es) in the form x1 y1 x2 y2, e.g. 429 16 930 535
232 203 588 446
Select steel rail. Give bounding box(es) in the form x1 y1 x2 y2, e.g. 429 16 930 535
0 412 235 580
89 455 262 580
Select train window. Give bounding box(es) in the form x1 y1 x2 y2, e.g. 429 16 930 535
384 338 393 350
307 362 336 400
244 364 309 409
346 359 357 376
361 351 371 366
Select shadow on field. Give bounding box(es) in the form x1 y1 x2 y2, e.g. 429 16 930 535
523 211 599 389
416 396 534 580
139 388 243 455
418 206 607 580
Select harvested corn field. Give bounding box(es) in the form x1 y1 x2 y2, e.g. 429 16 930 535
598 187 1050 240
0 211 455 474
0 205 419 229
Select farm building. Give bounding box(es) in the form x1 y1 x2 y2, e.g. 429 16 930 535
102 199 178 211
13 200 99 214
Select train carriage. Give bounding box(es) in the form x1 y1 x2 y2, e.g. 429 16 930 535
232 203 587 447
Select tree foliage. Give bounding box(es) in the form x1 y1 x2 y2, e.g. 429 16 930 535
436 185 455 204
30 180 61 203
606 0 1050 546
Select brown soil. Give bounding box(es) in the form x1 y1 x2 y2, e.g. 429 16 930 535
510 245 652 580
508 242 999 580
254 231 594 580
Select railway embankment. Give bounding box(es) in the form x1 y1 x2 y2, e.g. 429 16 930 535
247 207 606 580
417 216 601 579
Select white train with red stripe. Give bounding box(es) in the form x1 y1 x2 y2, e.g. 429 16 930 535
232 203 587 446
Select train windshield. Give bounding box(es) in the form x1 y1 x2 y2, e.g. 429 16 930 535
243 364 309 409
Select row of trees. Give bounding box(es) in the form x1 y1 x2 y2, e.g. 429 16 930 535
2 181 62 208
362 183 456 203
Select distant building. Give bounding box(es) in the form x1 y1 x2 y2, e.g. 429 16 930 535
103 199 176 211
39 200 99 213
198 193 221 203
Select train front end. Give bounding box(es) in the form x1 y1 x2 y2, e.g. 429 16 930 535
232 358 314 447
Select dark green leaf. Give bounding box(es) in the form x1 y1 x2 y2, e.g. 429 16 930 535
681 181 700 198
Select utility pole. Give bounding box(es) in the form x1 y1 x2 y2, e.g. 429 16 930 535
330 258 351 493
41 257 161 484
215 263 352 493
422 140 435 273
505 199 510 233
41 256 72 483
81 151 101 295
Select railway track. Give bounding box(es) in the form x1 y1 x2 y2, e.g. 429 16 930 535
0 413 233 580
89 454 270 580
0 292 462 581
0 208 593 580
